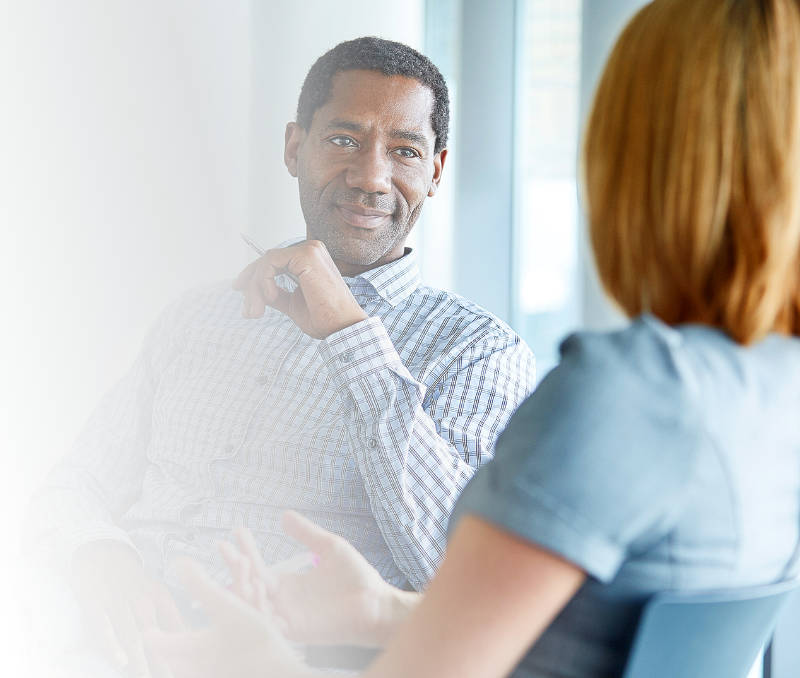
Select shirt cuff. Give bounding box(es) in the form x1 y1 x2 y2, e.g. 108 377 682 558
35 523 143 573
318 316 415 384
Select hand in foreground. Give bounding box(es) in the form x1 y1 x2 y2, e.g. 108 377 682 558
222 511 417 647
144 559 313 678
70 540 185 676
233 240 368 338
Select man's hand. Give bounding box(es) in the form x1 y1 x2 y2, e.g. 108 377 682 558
221 512 417 647
233 240 368 339
144 559 314 678
70 540 184 676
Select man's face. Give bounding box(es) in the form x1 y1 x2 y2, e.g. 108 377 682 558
284 69 447 275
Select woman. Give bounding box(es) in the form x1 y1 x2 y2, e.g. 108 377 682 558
146 0 800 676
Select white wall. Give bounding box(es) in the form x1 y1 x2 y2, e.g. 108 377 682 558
2 2 252 670
2 1 252 506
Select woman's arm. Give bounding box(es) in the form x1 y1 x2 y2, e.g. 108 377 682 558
362 514 586 678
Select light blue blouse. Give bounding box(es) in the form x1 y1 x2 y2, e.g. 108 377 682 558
451 315 800 678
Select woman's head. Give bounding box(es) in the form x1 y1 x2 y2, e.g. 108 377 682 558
583 0 800 343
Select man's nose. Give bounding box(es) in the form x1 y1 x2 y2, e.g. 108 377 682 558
345 146 392 194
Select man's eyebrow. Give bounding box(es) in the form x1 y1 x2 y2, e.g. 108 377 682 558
390 129 431 149
325 120 365 133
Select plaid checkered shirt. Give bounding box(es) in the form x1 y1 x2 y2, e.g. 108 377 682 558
29 248 536 590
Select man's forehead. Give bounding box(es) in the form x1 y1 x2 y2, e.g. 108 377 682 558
311 69 436 139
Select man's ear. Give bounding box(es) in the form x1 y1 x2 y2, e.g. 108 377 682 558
428 149 448 197
284 122 306 177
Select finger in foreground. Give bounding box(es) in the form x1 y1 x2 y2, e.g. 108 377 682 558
173 557 249 621
155 589 187 632
252 575 273 614
143 628 209 678
131 596 164 677
244 276 268 318
80 600 128 669
108 602 150 677
281 510 335 555
232 260 258 291
219 540 255 603
233 527 276 589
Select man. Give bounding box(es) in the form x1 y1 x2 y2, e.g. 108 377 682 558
28 37 535 674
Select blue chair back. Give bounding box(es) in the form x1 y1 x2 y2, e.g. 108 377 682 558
766 580 800 677
622 579 800 678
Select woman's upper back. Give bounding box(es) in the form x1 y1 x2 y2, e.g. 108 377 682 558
452 315 800 677
663 321 800 587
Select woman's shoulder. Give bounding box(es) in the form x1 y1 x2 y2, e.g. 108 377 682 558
556 314 695 389
558 313 800 398
522 315 703 435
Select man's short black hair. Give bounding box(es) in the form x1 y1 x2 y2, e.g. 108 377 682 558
296 36 449 153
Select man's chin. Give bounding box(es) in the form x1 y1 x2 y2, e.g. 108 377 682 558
307 223 404 271
323 242 398 274
331 249 385 268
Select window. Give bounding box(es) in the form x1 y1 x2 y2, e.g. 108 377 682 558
423 0 632 379
513 0 582 379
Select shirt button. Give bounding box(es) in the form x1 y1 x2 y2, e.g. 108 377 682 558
256 375 270 386
366 437 379 449
224 444 235 454
340 350 355 364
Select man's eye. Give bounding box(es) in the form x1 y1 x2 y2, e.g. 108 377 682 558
394 147 421 159
330 136 357 148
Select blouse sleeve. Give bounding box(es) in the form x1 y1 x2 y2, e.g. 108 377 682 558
450 320 706 582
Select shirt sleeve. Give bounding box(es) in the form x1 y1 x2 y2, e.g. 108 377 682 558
318 316 536 590
450 323 704 583
24 297 187 571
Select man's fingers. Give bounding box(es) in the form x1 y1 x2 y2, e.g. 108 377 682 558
154 590 187 633
132 596 159 632
108 602 150 677
244 276 267 318
218 541 245 583
144 628 206 658
127 588 186 677
80 599 128 668
237 251 292 313
174 558 251 622
281 510 338 556
144 628 208 678
233 527 274 586
232 260 258 291
265 286 298 318
252 576 271 613
219 541 254 603
270 573 311 637
237 257 289 319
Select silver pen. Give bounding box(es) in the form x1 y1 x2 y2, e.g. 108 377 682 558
239 232 300 284
240 232 266 256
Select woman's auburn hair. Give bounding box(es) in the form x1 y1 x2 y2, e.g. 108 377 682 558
583 0 800 344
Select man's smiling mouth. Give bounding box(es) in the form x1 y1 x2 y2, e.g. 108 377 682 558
335 203 393 229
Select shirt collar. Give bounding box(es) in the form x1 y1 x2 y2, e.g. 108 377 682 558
274 238 420 307
345 248 421 307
